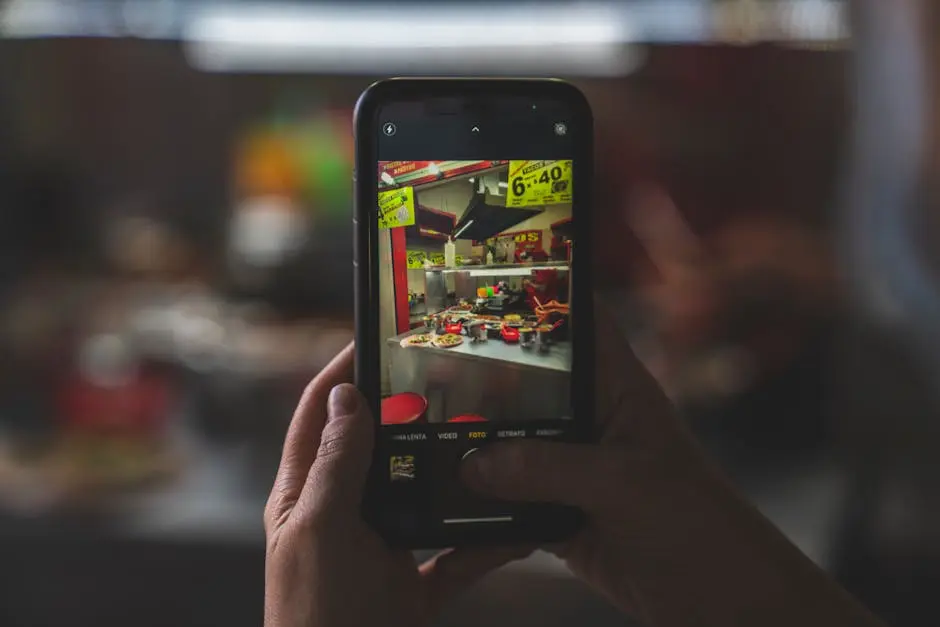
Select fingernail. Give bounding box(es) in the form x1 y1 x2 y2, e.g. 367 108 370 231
459 447 494 489
328 384 360 421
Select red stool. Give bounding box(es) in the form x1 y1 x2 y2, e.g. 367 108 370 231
381 392 429 425
447 414 488 423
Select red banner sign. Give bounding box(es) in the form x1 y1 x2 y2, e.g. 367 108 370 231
378 160 508 189
475 229 544 254
380 161 433 178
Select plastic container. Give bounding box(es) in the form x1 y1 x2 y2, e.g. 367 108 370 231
444 238 456 267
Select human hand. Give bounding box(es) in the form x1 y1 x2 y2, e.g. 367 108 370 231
461 300 719 623
460 303 885 627
264 343 532 627
625 184 837 400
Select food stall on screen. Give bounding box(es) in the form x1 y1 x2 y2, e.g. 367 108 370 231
376 160 574 425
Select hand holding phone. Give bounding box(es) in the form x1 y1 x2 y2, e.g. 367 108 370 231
265 78 888 627
457 300 890 627
263 343 533 627
264 314 888 627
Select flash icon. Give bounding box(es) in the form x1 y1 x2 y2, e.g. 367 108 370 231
553 122 567 136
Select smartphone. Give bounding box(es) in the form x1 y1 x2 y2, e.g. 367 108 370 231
354 78 594 548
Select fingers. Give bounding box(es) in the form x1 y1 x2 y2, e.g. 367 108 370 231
419 545 535 614
625 185 702 279
266 343 354 529
300 383 374 517
460 440 614 510
593 296 675 444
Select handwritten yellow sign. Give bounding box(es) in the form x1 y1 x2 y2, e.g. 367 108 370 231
405 252 462 267
506 160 573 208
378 186 415 229
406 250 427 269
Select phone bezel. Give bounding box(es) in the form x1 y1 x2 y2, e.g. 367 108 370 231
354 78 595 548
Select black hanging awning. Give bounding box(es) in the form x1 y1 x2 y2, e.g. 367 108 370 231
452 193 543 242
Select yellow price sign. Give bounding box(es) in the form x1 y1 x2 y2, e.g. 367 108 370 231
428 253 445 266
378 186 416 229
406 250 427 269
506 160 573 208
513 231 541 244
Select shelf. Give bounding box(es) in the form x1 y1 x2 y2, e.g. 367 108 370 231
427 262 570 277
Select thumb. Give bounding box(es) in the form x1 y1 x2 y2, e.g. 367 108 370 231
301 383 374 516
460 440 615 511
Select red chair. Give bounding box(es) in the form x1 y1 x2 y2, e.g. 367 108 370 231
381 392 429 425
448 414 488 423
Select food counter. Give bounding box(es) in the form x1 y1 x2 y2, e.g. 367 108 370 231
386 330 571 424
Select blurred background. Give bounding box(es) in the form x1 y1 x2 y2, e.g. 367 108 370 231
0 0 935 625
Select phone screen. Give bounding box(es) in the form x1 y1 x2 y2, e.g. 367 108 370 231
358 84 591 544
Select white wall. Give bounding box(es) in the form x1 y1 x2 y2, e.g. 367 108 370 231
415 177 475 222
512 203 571 232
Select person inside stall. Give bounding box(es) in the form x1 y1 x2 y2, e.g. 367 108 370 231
522 268 561 311
514 246 549 263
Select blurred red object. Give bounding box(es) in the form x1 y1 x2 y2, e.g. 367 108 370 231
447 414 488 423
500 325 520 343
58 372 172 436
381 392 428 425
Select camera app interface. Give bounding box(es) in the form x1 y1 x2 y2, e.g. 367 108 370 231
375 153 575 527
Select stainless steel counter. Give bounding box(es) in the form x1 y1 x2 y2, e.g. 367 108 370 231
385 330 572 423
388 331 571 373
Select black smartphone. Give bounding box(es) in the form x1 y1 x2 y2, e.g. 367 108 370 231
354 78 594 548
